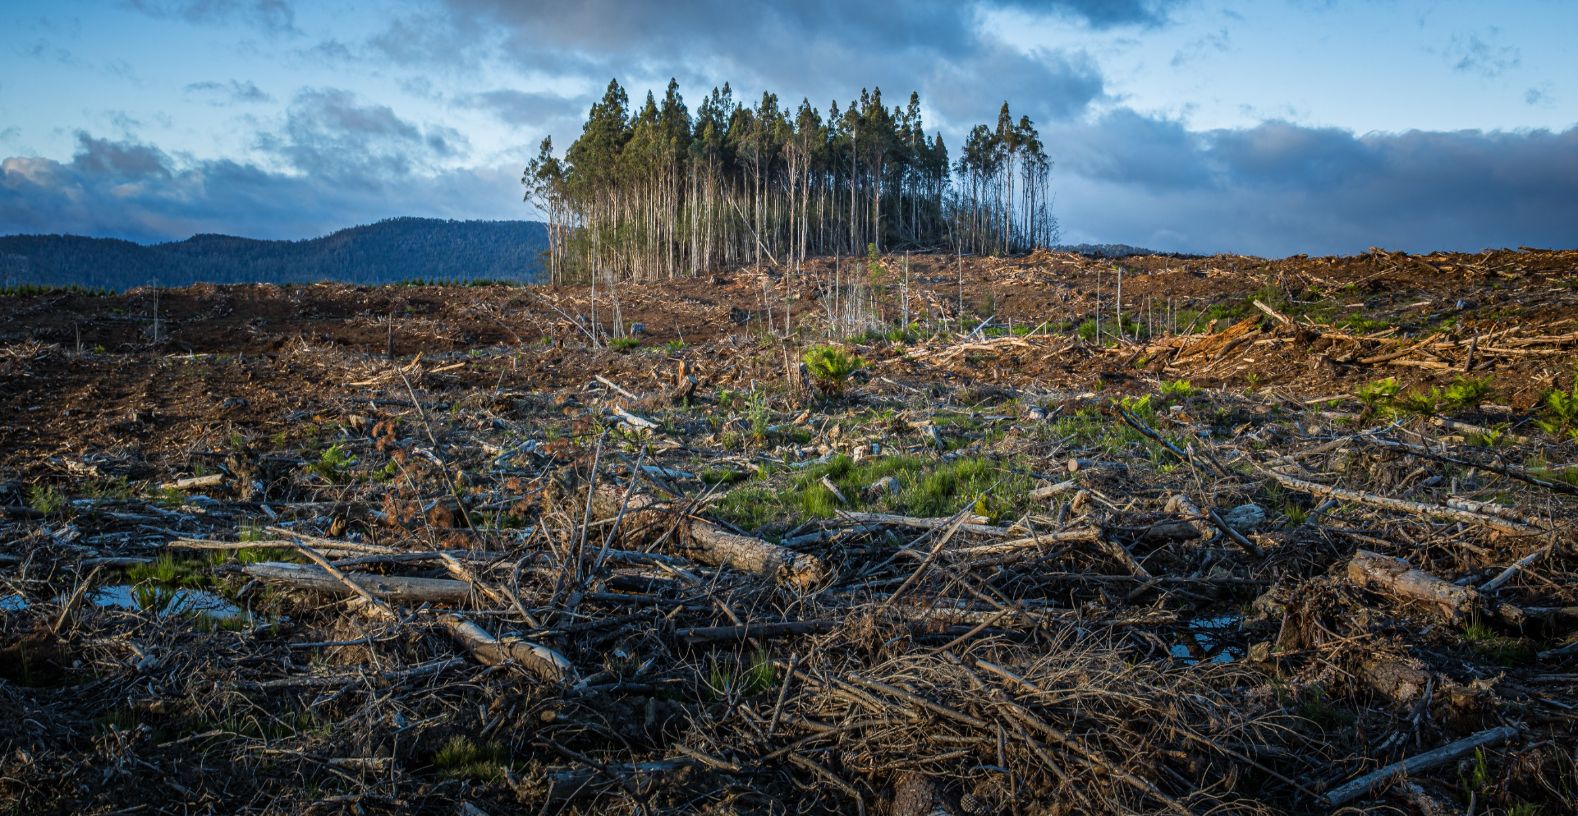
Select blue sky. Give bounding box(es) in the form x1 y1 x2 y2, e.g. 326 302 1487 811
2 0 1574 255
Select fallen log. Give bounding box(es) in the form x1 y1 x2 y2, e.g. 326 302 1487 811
239 561 474 604
1346 550 1478 621
594 486 826 589
1321 725 1518 806
1263 469 1547 537
439 614 576 685
160 473 224 491
835 510 1006 537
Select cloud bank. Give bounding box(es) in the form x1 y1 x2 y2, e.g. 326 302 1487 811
1 89 515 244
4 0 1574 255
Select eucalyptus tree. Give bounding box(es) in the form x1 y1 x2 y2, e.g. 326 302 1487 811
526 80 1055 284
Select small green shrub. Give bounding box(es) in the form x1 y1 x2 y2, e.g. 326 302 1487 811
1356 377 1402 413
1394 376 1494 416
308 443 357 483
1158 379 1196 399
26 484 66 515
609 336 641 352
802 345 865 396
1536 370 1578 441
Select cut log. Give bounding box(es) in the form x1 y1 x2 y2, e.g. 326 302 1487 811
835 510 1004 537
1346 550 1478 621
439 614 576 685
594 486 826 589
1263 470 1546 537
1321 725 1518 806
240 561 473 604
160 473 224 491
1162 494 1211 539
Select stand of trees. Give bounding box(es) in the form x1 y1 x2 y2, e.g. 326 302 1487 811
523 80 1055 284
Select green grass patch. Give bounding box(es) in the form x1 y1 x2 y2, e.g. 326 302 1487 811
433 735 507 781
710 453 1034 536
1462 620 1536 666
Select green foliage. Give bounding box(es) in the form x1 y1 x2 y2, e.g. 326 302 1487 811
26 484 66 515
1118 393 1155 420
1356 377 1402 413
608 336 641 352
711 453 1032 534
745 388 772 443
152 487 186 508
662 339 687 353
865 243 888 282
1075 318 1099 341
83 477 137 501
1462 621 1536 666
1461 747 1494 798
127 553 210 589
802 345 865 395
1158 379 1196 399
700 467 748 486
1536 370 1578 441
433 735 507 781
131 583 179 615
1391 376 1494 416
710 486 782 533
308 443 357 483
531 81 1052 284
707 650 778 698
1466 424 1510 448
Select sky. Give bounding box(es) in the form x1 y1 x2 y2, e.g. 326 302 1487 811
1 0 1575 256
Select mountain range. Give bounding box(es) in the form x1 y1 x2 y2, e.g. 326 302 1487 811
0 217 548 290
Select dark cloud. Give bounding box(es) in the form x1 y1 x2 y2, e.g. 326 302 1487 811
924 44 1104 126
1002 0 1184 28
439 0 1118 129
1 87 504 243
255 88 470 185
0 131 517 244
457 90 588 127
68 132 172 180
124 0 298 35
368 11 490 70
1052 114 1578 255
184 79 272 105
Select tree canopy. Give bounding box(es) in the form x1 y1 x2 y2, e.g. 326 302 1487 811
524 80 1055 283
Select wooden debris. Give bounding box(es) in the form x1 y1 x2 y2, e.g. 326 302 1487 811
1346 550 1478 621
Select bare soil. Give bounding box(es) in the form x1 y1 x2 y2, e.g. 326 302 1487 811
1 248 1575 815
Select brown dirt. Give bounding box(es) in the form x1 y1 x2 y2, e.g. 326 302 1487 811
1 248 1575 815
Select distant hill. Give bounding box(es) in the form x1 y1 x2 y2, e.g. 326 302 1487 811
0 217 548 290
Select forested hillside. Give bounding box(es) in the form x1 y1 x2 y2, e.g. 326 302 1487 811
524 80 1057 283
0 218 547 290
